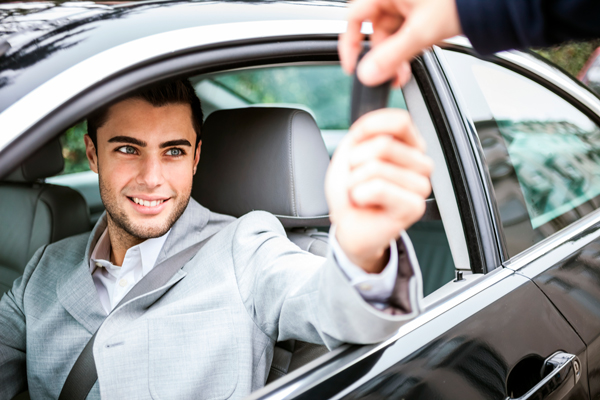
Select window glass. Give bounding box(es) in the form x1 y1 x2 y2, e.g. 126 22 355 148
191 64 407 156
443 50 600 256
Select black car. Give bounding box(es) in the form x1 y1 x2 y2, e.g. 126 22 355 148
1 1 600 399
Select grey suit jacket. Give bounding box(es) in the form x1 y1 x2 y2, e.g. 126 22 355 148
0 199 423 400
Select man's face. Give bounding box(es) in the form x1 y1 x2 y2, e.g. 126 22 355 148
85 98 200 240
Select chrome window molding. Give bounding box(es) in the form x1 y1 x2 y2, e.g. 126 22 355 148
505 207 600 277
251 266 515 399
0 19 372 155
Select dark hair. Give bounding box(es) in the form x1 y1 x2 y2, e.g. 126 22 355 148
87 79 203 150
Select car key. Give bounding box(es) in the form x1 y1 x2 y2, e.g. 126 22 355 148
350 50 392 124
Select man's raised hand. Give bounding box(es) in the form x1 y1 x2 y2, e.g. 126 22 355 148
339 0 462 87
326 109 433 273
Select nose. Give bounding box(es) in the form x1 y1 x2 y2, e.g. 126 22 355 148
136 154 164 189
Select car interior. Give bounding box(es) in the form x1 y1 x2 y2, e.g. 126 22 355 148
0 63 461 385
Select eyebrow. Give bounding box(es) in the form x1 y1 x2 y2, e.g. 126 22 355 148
159 139 192 149
107 136 147 147
107 136 192 148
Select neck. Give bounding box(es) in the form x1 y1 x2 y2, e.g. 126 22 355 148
106 216 144 266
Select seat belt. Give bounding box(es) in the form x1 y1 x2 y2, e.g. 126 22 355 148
58 234 215 400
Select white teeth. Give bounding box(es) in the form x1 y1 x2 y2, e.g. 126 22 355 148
132 198 164 207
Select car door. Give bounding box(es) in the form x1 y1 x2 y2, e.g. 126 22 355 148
250 48 594 399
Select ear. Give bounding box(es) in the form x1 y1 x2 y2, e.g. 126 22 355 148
84 134 99 173
192 140 201 175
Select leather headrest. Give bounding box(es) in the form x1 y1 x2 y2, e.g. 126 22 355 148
192 108 330 227
4 137 64 182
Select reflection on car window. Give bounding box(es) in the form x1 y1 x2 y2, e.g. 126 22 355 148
191 65 406 156
443 50 600 257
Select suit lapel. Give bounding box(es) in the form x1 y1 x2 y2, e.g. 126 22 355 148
155 199 210 265
57 215 108 334
57 259 107 334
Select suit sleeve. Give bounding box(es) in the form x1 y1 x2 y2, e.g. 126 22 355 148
456 0 600 55
231 211 422 350
0 245 46 399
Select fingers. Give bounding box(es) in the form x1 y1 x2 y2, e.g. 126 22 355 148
351 178 426 221
349 108 426 151
349 135 433 177
357 18 427 86
349 160 432 198
339 21 365 75
342 0 463 87
340 0 396 74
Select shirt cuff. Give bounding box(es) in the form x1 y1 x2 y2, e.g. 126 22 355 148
329 225 399 306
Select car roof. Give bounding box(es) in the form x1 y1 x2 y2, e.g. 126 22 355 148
0 0 347 115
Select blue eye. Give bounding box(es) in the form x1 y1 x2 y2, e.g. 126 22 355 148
166 148 183 156
117 146 136 154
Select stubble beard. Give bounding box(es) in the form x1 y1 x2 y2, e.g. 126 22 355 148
98 171 191 242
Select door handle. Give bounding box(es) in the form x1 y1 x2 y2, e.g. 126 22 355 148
507 352 581 400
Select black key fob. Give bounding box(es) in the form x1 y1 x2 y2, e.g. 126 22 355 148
350 50 392 124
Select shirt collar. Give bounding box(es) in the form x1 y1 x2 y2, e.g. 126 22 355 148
89 228 171 275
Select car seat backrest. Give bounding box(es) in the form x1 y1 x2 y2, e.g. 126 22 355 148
193 107 331 382
193 107 330 227
0 137 90 296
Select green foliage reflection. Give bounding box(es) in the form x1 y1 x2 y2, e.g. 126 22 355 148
59 120 89 175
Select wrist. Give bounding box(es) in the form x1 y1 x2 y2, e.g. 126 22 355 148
335 228 391 274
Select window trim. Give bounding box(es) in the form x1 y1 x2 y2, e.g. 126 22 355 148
422 49 502 273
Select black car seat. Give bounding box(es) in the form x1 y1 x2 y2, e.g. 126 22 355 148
192 107 331 382
0 137 90 296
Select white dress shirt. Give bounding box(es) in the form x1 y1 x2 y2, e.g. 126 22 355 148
89 226 398 314
89 229 170 313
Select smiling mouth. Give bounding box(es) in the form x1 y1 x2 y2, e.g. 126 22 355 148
129 197 169 207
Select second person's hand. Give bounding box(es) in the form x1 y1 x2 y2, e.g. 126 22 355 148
339 0 462 87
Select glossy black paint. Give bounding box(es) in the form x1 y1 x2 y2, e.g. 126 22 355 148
304 280 588 399
533 228 600 398
0 0 346 113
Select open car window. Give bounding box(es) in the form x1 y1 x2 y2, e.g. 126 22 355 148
49 63 458 298
192 64 407 157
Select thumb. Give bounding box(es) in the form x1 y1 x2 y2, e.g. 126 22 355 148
357 19 427 86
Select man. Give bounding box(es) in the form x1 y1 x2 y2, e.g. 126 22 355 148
0 79 433 399
339 0 600 87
